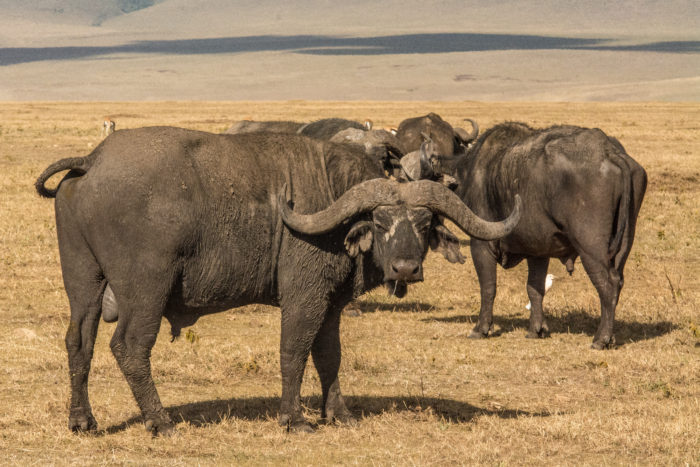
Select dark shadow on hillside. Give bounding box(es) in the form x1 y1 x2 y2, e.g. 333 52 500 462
102 393 550 434
425 308 677 345
2 33 697 66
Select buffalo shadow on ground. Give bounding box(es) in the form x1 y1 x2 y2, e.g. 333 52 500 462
346 300 437 314
424 307 677 345
1 33 698 66
102 394 551 435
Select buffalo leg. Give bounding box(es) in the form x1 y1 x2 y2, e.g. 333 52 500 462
109 289 173 436
311 306 354 425
579 251 621 349
278 302 327 432
525 257 551 338
468 239 498 338
65 287 103 433
57 220 104 432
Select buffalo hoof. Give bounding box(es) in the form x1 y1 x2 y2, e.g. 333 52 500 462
327 408 357 426
468 329 488 339
144 415 175 437
526 324 550 339
591 335 616 350
69 410 97 433
279 414 314 433
289 421 315 433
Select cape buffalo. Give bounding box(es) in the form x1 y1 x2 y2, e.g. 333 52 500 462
298 117 371 140
430 122 647 349
224 120 306 134
224 118 372 138
396 113 478 157
36 128 522 435
329 127 402 153
328 127 408 178
229 117 408 186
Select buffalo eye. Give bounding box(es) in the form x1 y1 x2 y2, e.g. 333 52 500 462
374 222 389 233
408 209 433 235
372 210 394 234
413 221 430 235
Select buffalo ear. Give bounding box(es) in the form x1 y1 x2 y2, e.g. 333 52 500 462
345 221 374 257
454 127 470 149
429 221 466 264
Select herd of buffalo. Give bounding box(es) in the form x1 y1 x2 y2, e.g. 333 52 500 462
36 112 647 435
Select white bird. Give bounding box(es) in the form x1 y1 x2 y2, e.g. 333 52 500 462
525 274 556 310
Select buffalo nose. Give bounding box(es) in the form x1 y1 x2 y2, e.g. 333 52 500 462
389 259 423 282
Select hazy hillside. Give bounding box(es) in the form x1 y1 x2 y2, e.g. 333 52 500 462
2 0 698 46
0 0 162 25
0 0 165 46
0 0 697 100
106 0 699 39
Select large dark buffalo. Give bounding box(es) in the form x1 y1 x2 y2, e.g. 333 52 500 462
298 117 372 140
300 118 410 182
224 118 371 138
36 128 521 435
431 122 647 349
396 113 479 157
229 117 408 186
224 120 306 134
329 127 401 152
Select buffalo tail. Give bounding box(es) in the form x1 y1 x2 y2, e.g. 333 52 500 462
35 155 94 198
607 152 632 259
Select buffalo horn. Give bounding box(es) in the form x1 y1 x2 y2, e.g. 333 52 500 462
279 178 401 235
454 118 479 143
281 178 521 240
400 180 521 241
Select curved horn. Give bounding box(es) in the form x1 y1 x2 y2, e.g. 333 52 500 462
279 178 400 235
454 118 479 143
399 180 521 241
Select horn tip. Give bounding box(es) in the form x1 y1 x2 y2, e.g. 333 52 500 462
509 194 523 224
513 194 522 209
278 183 291 216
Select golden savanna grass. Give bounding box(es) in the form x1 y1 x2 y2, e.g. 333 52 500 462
1 102 698 465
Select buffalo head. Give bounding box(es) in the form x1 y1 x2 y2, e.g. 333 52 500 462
280 179 521 298
398 140 459 190
396 113 479 156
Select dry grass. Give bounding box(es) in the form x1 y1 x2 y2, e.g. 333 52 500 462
1 101 699 465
